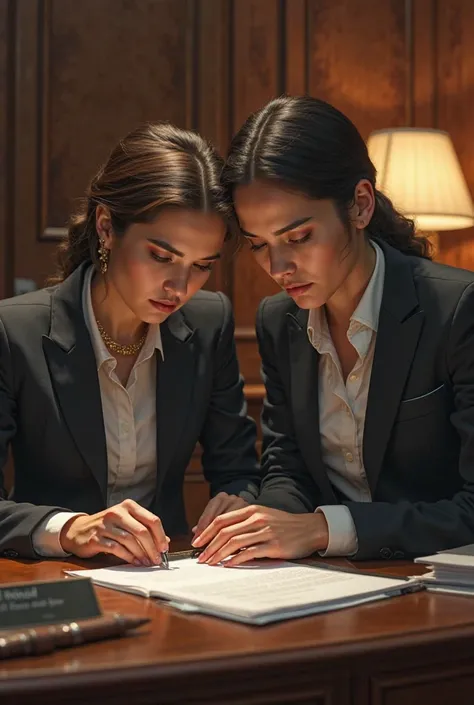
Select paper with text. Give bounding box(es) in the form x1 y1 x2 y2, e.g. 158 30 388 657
67 558 417 623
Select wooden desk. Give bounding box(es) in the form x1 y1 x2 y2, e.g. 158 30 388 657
2 546 474 705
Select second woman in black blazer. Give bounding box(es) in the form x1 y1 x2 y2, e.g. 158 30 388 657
194 96 474 564
0 123 260 562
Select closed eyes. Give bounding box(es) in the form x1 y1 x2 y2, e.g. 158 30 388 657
248 229 313 252
150 250 213 271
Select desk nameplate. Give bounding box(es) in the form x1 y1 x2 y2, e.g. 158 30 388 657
0 577 101 630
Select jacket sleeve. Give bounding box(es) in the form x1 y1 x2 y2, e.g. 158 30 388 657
0 316 67 559
255 298 323 513
347 281 474 559
199 294 261 502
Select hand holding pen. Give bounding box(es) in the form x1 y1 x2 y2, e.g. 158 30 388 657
59 499 170 568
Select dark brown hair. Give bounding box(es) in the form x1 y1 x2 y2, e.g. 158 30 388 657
51 122 231 283
222 95 431 259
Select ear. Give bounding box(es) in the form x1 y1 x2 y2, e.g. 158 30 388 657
350 179 375 230
95 204 114 249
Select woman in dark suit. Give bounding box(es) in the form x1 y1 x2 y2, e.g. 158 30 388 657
0 122 260 563
194 95 474 564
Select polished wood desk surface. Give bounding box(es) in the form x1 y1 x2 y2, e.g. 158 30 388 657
2 540 474 705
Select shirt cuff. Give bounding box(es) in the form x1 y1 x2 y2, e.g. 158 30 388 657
316 505 358 557
32 512 83 558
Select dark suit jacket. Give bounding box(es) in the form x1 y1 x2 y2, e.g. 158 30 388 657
255 240 474 560
0 263 260 559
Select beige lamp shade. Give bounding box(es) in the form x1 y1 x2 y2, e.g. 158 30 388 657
367 128 474 231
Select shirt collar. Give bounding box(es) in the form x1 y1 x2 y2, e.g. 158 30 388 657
82 266 164 370
350 239 385 333
307 239 385 348
307 306 330 352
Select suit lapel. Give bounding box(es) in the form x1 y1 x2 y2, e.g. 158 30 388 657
363 242 424 492
288 308 338 503
42 264 108 501
155 311 196 496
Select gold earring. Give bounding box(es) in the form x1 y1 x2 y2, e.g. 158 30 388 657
98 239 109 274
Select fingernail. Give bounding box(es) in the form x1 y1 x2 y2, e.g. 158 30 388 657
133 559 141 566
192 536 201 547
155 555 161 565
191 526 197 533
143 559 151 567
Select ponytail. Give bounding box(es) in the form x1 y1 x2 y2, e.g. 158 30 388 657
48 199 98 285
366 190 432 260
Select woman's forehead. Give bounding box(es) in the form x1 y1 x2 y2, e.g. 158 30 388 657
234 182 333 236
127 210 226 257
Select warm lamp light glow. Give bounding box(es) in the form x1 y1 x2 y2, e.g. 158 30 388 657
367 128 474 231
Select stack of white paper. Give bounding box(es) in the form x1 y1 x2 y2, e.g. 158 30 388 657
416 544 474 596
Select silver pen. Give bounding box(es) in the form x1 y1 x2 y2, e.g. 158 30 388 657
161 551 169 569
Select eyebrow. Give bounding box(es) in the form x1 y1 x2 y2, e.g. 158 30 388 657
240 216 313 239
147 238 221 260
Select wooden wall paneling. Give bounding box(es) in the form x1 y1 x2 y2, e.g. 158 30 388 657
196 0 231 162
0 0 13 301
412 0 437 129
305 0 407 141
434 0 474 270
231 0 282 385
231 0 283 177
13 0 66 289
285 0 308 95
13 0 198 289
196 0 232 295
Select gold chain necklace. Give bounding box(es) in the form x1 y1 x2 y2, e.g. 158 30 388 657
95 319 148 356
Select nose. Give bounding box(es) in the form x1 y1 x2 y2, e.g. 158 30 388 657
163 267 191 299
268 247 296 282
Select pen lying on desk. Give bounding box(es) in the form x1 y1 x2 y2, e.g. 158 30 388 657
0 613 150 660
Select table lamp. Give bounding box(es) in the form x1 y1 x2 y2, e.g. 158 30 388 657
367 128 474 252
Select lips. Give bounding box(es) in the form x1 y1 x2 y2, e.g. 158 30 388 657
284 283 312 298
149 299 179 314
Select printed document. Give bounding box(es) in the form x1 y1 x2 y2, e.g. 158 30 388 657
67 558 421 625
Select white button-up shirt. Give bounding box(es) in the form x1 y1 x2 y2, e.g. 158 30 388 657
308 241 385 555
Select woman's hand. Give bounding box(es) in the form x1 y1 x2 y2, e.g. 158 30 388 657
60 499 169 566
192 505 329 566
192 492 248 536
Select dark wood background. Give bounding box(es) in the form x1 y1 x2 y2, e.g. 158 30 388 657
1 0 473 526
